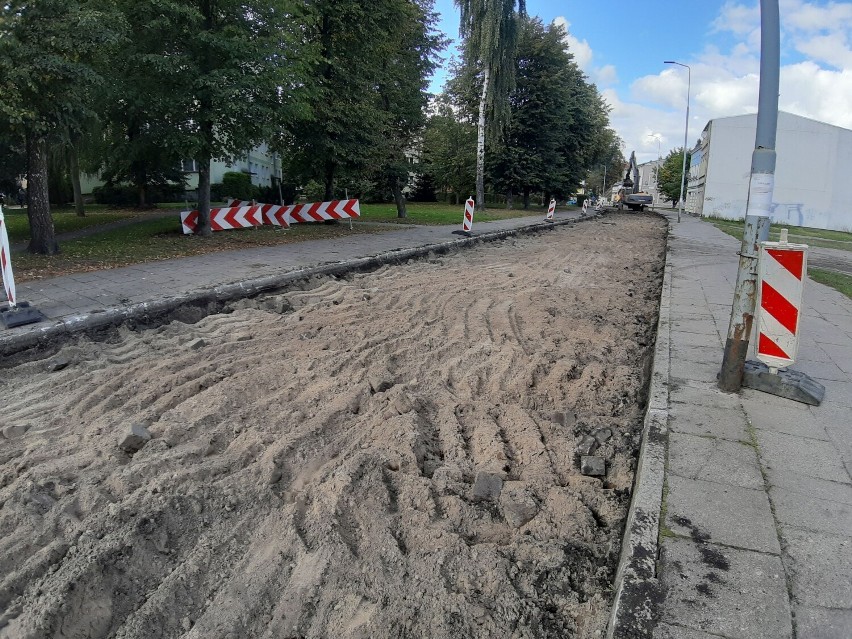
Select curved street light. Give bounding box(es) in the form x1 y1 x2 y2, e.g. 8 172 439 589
664 61 691 223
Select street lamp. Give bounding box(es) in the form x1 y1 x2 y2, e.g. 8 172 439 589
664 61 691 223
602 165 607 202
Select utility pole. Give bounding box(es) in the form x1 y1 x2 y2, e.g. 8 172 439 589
664 61 691 223
718 0 779 392
602 165 607 201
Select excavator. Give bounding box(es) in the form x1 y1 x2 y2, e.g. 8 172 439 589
614 151 653 211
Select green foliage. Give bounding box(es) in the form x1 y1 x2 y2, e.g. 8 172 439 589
421 97 477 204
92 183 185 206
220 172 256 201
455 0 526 137
657 148 691 204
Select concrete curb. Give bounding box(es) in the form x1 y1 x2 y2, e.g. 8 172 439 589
0 214 596 359
606 219 672 638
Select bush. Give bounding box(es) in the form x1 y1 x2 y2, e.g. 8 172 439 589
92 183 185 206
220 171 256 201
576 194 587 208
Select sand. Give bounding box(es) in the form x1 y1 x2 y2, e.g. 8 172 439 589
0 212 666 638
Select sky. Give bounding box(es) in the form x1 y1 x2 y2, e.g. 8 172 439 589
429 0 852 165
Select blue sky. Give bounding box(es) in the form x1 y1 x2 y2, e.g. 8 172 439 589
429 0 852 164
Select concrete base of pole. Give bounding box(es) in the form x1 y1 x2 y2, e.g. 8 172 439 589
742 360 825 406
718 336 751 392
0 302 46 329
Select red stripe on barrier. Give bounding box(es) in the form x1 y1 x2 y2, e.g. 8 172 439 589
758 332 791 359
762 281 799 334
307 201 324 222
767 248 804 280
343 200 359 217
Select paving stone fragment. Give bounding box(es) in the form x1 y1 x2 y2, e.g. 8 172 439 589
2 423 31 439
187 338 206 350
471 471 503 502
368 375 394 394
577 435 598 456
499 481 539 527
119 423 152 453
594 427 613 444
581 456 605 476
551 410 576 428
47 357 71 372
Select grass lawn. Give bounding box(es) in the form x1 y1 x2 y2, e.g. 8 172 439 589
705 217 852 251
359 201 560 225
809 268 852 300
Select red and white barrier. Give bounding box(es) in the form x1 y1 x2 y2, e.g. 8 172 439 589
462 197 474 234
756 233 808 371
545 198 556 221
284 199 360 224
180 204 266 234
0 206 16 306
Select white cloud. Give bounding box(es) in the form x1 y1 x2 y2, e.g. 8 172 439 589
610 1 852 164
553 16 593 71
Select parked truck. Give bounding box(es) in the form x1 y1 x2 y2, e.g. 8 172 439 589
615 151 653 211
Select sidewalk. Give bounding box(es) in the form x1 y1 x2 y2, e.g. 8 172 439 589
651 212 852 638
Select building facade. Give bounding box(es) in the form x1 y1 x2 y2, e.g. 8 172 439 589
686 112 852 231
637 159 664 206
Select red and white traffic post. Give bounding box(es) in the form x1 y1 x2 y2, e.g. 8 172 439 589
545 198 556 222
0 205 44 328
462 197 474 235
755 230 807 372
0 205 16 308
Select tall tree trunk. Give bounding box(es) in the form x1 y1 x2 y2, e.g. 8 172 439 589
506 188 514 209
323 160 335 201
68 144 85 217
197 154 212 237
392 179 407 218
475 61 489 214
26 133 59 255
195 0 213 237
523 186 530 210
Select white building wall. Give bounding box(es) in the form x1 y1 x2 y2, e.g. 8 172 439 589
699 112 852 231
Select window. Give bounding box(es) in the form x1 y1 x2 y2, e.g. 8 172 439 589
180 159 198 173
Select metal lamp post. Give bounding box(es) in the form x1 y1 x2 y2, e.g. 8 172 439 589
602 165 607 202
664 61 691 223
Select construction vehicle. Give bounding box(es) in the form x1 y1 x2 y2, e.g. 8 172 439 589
615 151 653 211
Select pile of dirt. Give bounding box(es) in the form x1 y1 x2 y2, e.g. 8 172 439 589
0 213 666 638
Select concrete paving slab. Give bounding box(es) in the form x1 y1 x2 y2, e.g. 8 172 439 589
769 487 852 537
755 430 851 484
669 382 742 410
671 358 723 384
669 403 749 442
784 527 852 609
810 378 852 408
794 606 852 639
652 623 726 639
659 538 792 639
764 466 852 505
671 330 724 349
672 344 724 364
742 398 831 441
666 475 780 554
668 433 764 490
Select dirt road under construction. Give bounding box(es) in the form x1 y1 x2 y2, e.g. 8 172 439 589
0 212 666 639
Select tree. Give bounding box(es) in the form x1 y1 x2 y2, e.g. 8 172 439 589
373 0 444 218
421 96 477 205
178 0 310 236
284 0 439 208
485 17 618 208
455 0 526 212
657 148 691 205
0 0 124 253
